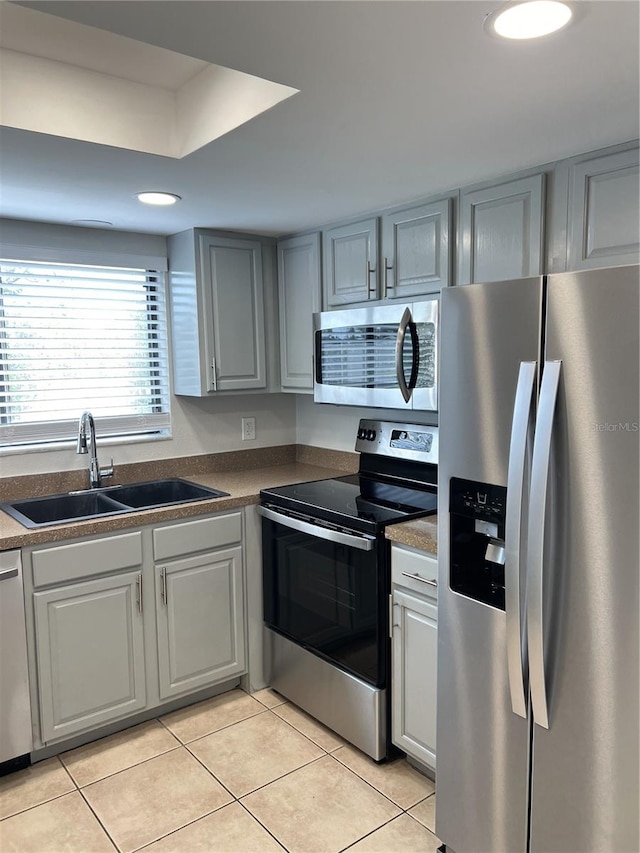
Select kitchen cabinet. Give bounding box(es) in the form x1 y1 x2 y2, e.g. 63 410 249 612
322 217 378 307
322 202 452 309
381 198 452 298
154 514 245 700
391 544 437 772
168 229 267 395
458 173 545 284
31 532 147 743
24 510 246 748
277 232 321 392
566 145 639 271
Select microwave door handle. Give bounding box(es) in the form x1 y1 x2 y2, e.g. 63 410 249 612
505 360 537 719
396 307 415 403
257 505 376 552
527 359 562 730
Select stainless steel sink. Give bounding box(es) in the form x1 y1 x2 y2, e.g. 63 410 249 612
0 479 229 529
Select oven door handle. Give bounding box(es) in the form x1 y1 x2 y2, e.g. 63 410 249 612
257 505 376 552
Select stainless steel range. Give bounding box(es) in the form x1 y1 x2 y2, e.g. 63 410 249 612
258 419 438 761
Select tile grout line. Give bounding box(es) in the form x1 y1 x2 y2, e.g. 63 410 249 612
157 704 270 745
0 757 78 822
236 799 290 853
130 799 240 853
268 705 345 753
181 742 239 802
327 752 419 813
77 787 121 853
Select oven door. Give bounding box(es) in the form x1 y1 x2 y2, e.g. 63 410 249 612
259 505 386 688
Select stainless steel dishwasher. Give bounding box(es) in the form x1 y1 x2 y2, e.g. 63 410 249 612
0 550 32 775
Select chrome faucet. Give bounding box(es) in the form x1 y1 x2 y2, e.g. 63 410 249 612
76 412 114 489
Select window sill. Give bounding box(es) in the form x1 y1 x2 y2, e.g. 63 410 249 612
0 431 172 457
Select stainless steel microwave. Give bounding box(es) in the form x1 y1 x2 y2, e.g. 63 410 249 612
313 298 438 410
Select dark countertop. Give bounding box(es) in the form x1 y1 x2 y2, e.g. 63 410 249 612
0 462 348 551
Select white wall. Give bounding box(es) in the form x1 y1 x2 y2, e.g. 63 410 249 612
1 393 297 477
295 395 437 452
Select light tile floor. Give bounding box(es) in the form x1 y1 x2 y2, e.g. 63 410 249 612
0 687 440 853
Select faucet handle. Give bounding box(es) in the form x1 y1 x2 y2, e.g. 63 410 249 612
100 457 115 481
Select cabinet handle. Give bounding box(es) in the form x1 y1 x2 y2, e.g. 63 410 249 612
136 574 143 613
383 256 394 297
211 356 218 391
389 593 394 639
161 567 168 605
367 260 377 297
401 571 437 588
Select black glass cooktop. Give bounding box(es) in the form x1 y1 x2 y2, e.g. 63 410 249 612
260 473 437 534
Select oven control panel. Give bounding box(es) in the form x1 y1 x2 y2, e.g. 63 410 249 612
355 419 439 464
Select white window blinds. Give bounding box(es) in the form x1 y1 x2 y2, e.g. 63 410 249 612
0 258 170 448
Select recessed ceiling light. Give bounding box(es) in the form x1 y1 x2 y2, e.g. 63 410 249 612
136 191 181 206
485 1 573 40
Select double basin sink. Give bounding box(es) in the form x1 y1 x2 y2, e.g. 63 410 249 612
1 479 230 529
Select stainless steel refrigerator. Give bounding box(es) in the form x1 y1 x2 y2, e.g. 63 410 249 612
436 265 639 853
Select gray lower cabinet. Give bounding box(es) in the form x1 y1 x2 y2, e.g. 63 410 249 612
26 510 246 747
168 228 267 395
34 570 146 744
277 232 321 392
391 544 437 771
458 173 545 284
566 145 639 270
155 546 245 700
381 198 452 298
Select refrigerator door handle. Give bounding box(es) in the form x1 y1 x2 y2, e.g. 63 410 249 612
527 359 562 730
505 360 537 719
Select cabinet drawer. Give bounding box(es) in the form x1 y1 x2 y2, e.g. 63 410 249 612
153 512 242 560
391 544 438 599
32 531 143 588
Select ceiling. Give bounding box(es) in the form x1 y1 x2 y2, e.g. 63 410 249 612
1 0 638 237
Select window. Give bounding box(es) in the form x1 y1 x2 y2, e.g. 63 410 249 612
0 258 170 448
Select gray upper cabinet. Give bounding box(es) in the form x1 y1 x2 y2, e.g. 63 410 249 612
168 229 266 395
459 173 545 284
277 232 321 392
323 217 378 307
566 146 639 270
381 199 452 298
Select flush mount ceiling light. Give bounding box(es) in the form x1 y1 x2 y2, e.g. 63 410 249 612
71 219 113 228
485 1 573 40
136 192 181 206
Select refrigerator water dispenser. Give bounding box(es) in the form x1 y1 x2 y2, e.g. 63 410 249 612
449 477 507 609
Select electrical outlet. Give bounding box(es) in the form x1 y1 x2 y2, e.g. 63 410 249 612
241 417 256 441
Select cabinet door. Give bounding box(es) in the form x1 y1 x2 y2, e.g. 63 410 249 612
382 199 452 298
391 588 437 770
459 174 545 284
323 218 378 307
277 232 321 392
155 546 246 700
200 234 266 391
34 571 146 743
567 146 639 270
